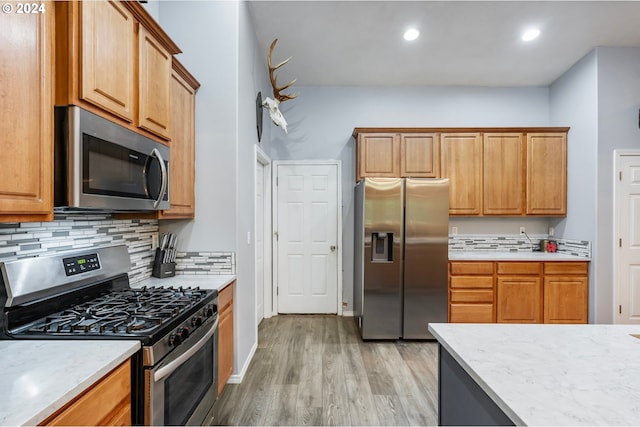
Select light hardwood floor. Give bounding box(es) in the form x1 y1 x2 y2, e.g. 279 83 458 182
209 315 439 426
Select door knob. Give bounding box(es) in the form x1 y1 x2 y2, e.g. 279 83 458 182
330 245 336 252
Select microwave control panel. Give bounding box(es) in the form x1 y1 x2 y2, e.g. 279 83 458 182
63 253 101 276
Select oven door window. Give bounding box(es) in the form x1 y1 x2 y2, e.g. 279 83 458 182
164 336 214 425
82 133 166 200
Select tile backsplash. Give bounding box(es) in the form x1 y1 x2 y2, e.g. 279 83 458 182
448 235 591 258
0 214 237 284
0 214 158 283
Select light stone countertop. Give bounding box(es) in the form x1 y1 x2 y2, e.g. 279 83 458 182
135 274 236 292
0 340 140 426
449 251 589 261
429 323 640 426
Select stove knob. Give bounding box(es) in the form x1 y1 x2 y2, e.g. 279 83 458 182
168 333 182 347
203 305 215 318
178 326 190 340
191 316 203 327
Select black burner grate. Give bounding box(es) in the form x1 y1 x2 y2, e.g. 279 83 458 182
26 286 209 337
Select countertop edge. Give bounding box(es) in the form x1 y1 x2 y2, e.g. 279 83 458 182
137 274 237 292
22 341 141 426
428 324 525 426
448 252 590 261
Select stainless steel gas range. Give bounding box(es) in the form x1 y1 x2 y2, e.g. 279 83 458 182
0 245 218 426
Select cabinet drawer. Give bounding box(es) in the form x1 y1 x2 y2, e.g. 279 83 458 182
450 304 494 323
451 289 493 303
219 281 234 311
497 262 541 275
450 262 494 275
450 276 494 289
543 262 588 275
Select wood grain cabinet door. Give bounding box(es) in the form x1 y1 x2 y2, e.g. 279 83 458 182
544 276 588 324
357 133 399 180
526 133 567 215
441 133 482 215
218 282 234 396
80 0 135 122
483 133 524 215
0 4 53 221
497 276 542 323
138 25 172 140
400 133 440 178
158 63 198 219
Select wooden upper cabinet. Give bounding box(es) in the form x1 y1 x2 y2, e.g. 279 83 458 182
0 3 54 221
56 0 181 142
158 61 200 219
400 133 440 178
80 0 135 122
357 133 399 179
138 26 171 139
483 133 524 215
526 133 567 215
441 133 482 215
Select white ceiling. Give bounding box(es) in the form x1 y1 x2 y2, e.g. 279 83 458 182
247 1 640 87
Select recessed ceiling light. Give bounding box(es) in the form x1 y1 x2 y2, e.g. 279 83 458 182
403 28 420 41
522 28 541 42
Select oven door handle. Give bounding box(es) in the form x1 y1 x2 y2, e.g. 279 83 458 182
154 317 218 382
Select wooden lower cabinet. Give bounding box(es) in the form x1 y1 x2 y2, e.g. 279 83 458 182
543 262 589 323
40 359 131 426
218 281 235 396
496 276 542 323
449 262 495 323
449 260 588 324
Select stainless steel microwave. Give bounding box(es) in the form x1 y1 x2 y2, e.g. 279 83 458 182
54 106 170 212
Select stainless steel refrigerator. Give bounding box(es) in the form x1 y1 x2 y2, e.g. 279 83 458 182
354 177 449 339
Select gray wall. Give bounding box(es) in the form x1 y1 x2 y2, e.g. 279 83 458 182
549 47 640 323
549 50 599 321
595 47 640 322
157 1 238 252
275 86 551 311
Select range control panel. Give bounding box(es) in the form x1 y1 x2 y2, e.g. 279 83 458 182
63 253 100 276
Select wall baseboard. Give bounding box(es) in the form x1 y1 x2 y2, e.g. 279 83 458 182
342 310 354 317
227 340 258 384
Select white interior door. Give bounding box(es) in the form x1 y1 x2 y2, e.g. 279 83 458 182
275 162 340 314
615 152 640 323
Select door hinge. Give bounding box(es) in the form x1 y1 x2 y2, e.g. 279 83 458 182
619 171 622 181
274 231 279 241
277 287 279 296
619 305 622 314
620 238 623 248
276 177 279 186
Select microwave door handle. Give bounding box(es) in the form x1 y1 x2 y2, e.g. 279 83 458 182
154 317 218 382
150 148 168 208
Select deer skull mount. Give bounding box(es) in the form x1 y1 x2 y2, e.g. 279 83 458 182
263 39 297 134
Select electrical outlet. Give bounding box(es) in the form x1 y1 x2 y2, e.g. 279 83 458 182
451 226 458 236
151 234 159 250
549 226 555 237
519 227 526 235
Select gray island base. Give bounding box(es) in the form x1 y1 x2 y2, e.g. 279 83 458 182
429 323 640 426
439 344 514 425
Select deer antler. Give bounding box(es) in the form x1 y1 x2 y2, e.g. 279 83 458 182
268 39 297 103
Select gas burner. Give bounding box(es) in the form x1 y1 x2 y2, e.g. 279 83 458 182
24 285 211 337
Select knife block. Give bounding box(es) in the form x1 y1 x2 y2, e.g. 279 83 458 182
152 248 176 278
